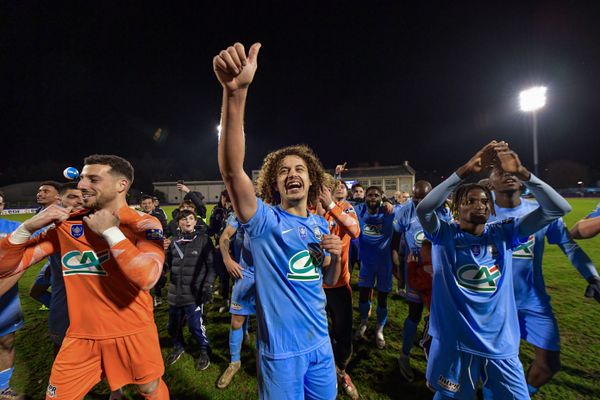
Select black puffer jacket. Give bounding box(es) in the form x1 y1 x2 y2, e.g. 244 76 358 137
165 232 215 307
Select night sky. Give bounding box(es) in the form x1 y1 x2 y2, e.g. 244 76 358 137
2 2 600 191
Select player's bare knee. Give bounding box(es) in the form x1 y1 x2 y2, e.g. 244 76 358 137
0 333 15 351
231 315 246 330
137 378 160 395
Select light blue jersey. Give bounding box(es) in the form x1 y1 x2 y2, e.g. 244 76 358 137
426 219 522 358
0 218 24 337
394 201 452 253
354 203 395 269
490 199 598 311
243 199 331 359
226 215 255 276
587 202 600 218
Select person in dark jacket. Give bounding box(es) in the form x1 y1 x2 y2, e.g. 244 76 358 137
176 182 207 219
209 190 233 312
164 210 215 371
167 200 207 238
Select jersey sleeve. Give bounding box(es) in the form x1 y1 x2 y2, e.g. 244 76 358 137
109 216 166 290
499 218 522 249
226 214 240 230
546 218 599 279
586 203 600 219
242 198 276 238
328 202 360 239
0 228 59 277
393 207 407 233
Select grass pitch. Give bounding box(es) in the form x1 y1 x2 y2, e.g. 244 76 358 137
5 199 600 399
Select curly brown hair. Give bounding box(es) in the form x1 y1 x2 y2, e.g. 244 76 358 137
256 145 326 206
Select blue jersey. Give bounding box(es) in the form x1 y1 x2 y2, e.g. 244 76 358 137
226 214 255 276
243 199 331 359
0 218 24 336
586 202 600 218
354 203 395 268
426 219 522 358
394 200 452 253
490 199 597 311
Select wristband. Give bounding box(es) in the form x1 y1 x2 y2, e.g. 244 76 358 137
327 201 336 211
102 226 127 247
9 224 33 245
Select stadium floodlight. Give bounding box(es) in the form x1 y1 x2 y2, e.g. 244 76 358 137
519 86 547 112
519 86 547 177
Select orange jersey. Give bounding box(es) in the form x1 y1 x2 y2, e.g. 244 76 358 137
0 206 164 339
323 200 360 288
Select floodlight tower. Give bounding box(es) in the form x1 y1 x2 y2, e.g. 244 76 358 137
519 86 547 177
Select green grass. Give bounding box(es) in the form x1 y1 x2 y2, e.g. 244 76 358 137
5 200 600 399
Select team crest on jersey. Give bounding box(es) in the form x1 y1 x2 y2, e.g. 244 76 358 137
70 224 84 238
456 264 501 292
61 249 110 276
287 247 321 281
299 226 307 238
47 383 57 398
414 230 425 247
364 224 383 237
471 245 481 256
513 235 535 259
313 226 323 241
145 229 163 240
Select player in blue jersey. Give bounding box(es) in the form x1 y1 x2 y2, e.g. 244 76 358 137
488 168 600 396
214 42 343 400
416 141 571 399
354 186 395 349
393 180 452 381
217 214 255 389
0 192 25 400
570 202 600 241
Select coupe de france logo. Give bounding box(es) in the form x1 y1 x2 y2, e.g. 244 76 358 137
70 224 84 238
287 250 320 281
61 250 110 276
414 230 425 247
513 235 535 259
456 264 501 292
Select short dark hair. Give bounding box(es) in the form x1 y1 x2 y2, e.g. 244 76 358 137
178 200 197 211
40 181 61 192
176 209 196 222
58 182 80 195
140 194 153 202
351 183 364 191
84 154 134 185
366 186 382 195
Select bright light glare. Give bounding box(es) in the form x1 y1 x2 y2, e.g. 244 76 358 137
217 124 222 140
519 86 547 112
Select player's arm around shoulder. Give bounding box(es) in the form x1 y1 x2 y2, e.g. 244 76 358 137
570 215 600 240
320 218 343 286
0 221 59 277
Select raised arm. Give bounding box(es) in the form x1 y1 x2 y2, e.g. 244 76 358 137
416 141 498 234
214 42 262 223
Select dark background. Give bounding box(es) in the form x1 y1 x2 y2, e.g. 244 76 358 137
2 1 599 192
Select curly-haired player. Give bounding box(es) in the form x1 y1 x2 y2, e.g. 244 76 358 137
214 41 343 400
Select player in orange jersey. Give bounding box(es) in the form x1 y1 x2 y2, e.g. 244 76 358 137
317 178 360 400
0 155 168 399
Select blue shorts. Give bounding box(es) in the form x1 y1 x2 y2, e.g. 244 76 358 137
426 339 529 400
257 340 337 400
0 285 24 337
34 262 52 287
230 271 256 316
358 261 392 292
518 306 560 351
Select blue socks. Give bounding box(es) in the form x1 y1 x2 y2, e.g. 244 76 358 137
229 328 243 363
0 367 14 390
359 301 371 321
402 317 418 356
528 384 539 396
376 306 388 328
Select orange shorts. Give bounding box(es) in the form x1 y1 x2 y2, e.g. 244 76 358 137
46 324 164 399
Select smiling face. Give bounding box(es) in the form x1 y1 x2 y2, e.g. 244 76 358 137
77 164 128 210
276 155 312 204
61 189 84 210
457 188 492 225
333 181 348 201
140 198 155 213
